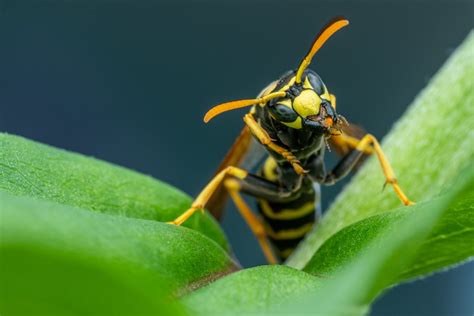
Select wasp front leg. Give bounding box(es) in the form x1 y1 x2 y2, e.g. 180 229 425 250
322 133 414 206
243 113 308 175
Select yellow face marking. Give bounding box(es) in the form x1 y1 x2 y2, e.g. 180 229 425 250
303 76 313 89
293 89 321 118
329 93 336 110
282 116 302 129
321 85 330 101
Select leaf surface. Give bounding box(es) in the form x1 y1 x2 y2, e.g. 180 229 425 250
182 163 474 315
183 265 321 315
0 133 228 249
0 191 238 302
282 163 474 316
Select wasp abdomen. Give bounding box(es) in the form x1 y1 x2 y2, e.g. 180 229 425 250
257 157 320 260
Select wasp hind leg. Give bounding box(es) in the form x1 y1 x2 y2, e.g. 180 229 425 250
167 166 248 225
324 133 414 206
167 166 279 264
224 178 278 264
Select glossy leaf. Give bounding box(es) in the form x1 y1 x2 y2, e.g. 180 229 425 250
0 191 238 301
182 163 474 315
0 246 186 316
282 163 474 316
0 133 228 250
304 165 474 282
183 265 321 315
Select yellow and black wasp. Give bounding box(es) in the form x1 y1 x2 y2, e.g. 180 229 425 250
169 18 414 264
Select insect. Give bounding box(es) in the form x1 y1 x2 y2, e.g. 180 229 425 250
169 18 414 264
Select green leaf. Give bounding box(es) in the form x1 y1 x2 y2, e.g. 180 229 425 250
281 163 474 316
0 190 238 301
398 190 474 281
287 31 474 268
304 165 474 283
182 163 474 316
0 133 228 250
0 246 186 316
182 265 322 315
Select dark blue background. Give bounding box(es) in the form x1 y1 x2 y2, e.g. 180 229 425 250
1 1 473 315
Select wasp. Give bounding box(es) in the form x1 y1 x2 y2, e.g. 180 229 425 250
169 18 414 264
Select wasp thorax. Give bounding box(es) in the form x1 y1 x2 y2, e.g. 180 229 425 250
292 89 321 118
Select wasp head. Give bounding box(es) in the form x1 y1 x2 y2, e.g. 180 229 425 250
202 17 349 129
266 70 345 134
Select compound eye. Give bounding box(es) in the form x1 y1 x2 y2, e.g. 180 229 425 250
269 103 298 123
307 72 325 95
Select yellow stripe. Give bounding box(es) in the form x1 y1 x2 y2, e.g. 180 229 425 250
265 222 314 240
263 157 278 182
259 199 315 220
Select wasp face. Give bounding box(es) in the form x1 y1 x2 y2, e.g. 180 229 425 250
266 69 341 133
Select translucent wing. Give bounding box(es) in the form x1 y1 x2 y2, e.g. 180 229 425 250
206 126 267 220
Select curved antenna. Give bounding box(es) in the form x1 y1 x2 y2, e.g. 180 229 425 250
295 18 349 84
204 91 286 123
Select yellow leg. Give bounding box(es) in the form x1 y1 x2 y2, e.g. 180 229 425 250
167 166 248 225
225 179 278 264
243 113 307 175
355 134 414 206
167 165 278 264
337 133 373 155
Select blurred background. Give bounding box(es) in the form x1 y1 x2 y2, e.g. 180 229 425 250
0 1 472 315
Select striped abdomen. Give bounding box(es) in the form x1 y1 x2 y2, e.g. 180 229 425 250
257 157 320 260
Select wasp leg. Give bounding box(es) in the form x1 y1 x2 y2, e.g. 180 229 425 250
169 165 300 226
168 166 248 225
323 134 414 206
243 113 308 175
334 132 373 155
225 178 278 264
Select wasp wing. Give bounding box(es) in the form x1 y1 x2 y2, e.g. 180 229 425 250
207 126 267 220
